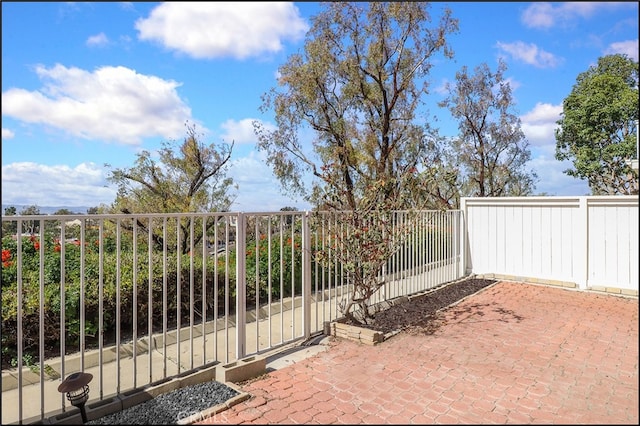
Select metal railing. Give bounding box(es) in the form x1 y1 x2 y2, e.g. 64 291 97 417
1 209 463 424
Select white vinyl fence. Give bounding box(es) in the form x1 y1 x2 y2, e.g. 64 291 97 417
461 196 639 294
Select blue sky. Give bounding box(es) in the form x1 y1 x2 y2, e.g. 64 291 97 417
2 2 638 212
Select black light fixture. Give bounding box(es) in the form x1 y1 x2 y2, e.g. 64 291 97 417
57 372 93 423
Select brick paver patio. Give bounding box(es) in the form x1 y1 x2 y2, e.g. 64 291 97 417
197 281 639 424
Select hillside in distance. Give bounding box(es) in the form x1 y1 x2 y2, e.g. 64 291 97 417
2 204 94 215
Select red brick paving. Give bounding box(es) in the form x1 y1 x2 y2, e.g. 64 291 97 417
197 281 639 424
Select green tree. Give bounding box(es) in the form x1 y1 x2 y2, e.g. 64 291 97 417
19 205 41 216
106 123 236 254
254 2 458 323
1 207 17 237
405 134 462 210
53 208 75 215
555 54 639 195
3 206 17 216
438 59 537 204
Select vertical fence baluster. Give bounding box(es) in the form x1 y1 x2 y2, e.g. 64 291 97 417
116 218 121 395
189 217 194 371
201 217 207 367
148 217 154 382
98 220 104 399
163 217 168 378
37 219 44 419
79 220 86 373
235 213 246 359
59 220 66 412
132 219 138 387
176 218 181 373
267 217 273 347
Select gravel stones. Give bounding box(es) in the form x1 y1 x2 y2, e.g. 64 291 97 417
86 380 239 425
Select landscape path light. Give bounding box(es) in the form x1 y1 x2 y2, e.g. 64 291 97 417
57 371 93 423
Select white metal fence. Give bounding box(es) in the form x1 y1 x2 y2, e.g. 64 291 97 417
461 196 639 293
1 209 462 424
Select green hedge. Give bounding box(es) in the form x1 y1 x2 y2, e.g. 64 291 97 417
1 233 308 368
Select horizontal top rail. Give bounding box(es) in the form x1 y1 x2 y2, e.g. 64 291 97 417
1 209 461 222
462 195 639 207
1 211 242 221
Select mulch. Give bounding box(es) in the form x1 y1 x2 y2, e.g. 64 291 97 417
347 277 498 334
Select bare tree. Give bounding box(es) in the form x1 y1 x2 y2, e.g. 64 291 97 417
106 123 236 253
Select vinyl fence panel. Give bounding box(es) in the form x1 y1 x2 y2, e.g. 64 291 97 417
461 196 639 293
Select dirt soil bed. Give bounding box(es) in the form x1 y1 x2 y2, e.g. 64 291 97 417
343 277 498 335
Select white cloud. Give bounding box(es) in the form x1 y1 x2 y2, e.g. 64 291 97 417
503 77 521 93
135 2 309 60
521 2 634 29
1 162 117 207
119 2 135 12
135 2 308 59
528 145 590 196
604 39 639 61
521 3 556 29
1 64 192 145
86 32 109 47
228 150 309 212
220 118 276 144
220 118 258 144
0 155 309 211
2 128 15 140
496 41 562 68
519 102 591 196
433 78 451 96
520 102 563 147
